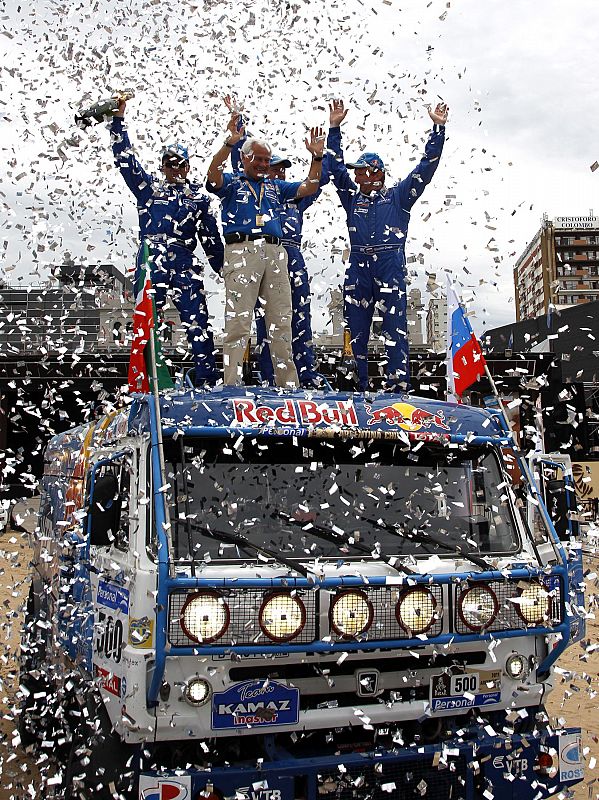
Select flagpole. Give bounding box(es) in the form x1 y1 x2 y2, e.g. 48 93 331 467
145 256 172 570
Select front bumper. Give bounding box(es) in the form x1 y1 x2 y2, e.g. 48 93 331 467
138 729 583 800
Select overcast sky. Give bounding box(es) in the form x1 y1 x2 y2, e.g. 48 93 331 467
2 0 598 334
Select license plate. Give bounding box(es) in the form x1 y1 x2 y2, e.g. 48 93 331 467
450 672 480 695
430 671 500 712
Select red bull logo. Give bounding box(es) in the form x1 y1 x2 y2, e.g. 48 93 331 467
366 402 450 432
233 399 358 427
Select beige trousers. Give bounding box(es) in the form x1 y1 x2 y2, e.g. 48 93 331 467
223 241 299 387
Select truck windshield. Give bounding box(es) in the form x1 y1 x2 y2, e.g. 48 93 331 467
164 437 519 562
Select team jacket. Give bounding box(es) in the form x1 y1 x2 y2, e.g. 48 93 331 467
326 125 445 252
110 117 224 272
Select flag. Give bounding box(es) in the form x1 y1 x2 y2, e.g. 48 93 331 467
446 276 487 401
128 242 174 393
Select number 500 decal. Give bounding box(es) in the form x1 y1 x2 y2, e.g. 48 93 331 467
96 611 124 663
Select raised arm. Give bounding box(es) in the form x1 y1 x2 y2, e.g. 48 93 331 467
294 127 326 199
110 100 154 202
207 111 245 190
395 102 448 210
325 99 356 212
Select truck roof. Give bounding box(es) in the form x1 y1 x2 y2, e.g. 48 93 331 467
126 388 508 444
44 389 509 462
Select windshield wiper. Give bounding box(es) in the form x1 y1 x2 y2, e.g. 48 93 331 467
359 516 493 571
272 510 415 574
189 523 310 578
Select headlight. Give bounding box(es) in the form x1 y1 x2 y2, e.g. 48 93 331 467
330 591 373 638
259 592 306 642
458 584 498 631
396 588 437 635
517 582 550 625
505 653 529 681
180 591 229 643
184 677 212 706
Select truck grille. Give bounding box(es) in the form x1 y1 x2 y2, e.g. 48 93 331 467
317 756 464 800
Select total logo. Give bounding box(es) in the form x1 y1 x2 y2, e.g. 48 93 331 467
140 780 189 800
366 402 450 431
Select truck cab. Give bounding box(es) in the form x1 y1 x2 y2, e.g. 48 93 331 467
20 388 585 799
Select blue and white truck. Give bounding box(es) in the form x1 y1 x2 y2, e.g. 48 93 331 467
19 387 585 799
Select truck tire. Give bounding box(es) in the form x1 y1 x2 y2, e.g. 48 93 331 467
18 584 61 749
60 679 139 800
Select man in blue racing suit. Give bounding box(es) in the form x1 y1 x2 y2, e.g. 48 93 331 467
327 99 448 391
110 99 224 386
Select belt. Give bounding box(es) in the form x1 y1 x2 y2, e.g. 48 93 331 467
224 233 281 246
351 244 404 255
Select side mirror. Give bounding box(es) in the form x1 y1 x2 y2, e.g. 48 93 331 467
545 478 578 540
88 473 121 547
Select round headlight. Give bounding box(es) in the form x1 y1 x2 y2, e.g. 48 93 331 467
180 591 229 643
330 591 373 638
505 653 529 681
458 585 499 631
259 592 306 642
396 588 438 635
517 582 550 625
184 677 212 706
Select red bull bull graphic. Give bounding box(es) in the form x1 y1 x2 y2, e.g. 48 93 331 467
233 399 358 428
366 402 450 432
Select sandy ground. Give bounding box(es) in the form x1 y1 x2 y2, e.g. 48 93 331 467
0 500 597 799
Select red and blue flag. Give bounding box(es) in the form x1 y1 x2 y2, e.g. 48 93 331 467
446 277 487 400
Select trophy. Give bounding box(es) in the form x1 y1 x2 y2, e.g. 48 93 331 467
75 89 135 129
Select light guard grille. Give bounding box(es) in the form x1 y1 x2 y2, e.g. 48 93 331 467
454 578 562 635
169 589 317 646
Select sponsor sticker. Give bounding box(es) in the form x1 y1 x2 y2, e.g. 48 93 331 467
94 664 123 697
430 672 500 712
212 680 299 730
97 580 130 614
559 733 584 783
366 401 450 432
129 616 154 648
138 776 191 800
232 398 358 428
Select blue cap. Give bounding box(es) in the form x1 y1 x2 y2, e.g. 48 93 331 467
270 153 292 168
346 152 385 171
161 143 189 163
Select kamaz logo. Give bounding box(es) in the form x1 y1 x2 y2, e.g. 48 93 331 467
217 700 291 716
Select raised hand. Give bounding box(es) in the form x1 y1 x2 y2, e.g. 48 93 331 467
225 111 245 145
305 127 326 158
329 99 348 127
224 94 243 114
428 102 449 126
115 99 126 118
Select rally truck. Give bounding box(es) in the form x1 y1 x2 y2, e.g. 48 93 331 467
19 387 585 800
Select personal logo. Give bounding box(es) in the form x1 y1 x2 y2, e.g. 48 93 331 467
365 402 450 432
96 580 129 614
140 779 189 800
212 680 299 730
